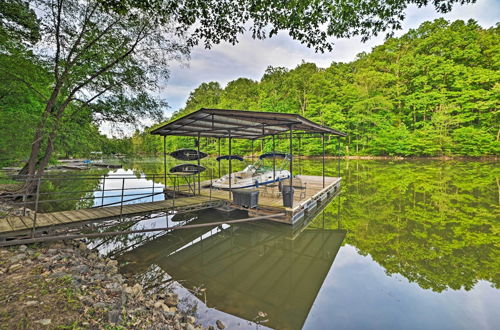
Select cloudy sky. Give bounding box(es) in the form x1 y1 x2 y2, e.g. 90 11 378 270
103 0 498 136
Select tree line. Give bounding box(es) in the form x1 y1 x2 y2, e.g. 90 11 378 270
131 19 499 157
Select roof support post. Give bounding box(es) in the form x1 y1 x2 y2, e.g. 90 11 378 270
228 130 232 200
272 135 276 181
197 132 201 195
251 140 254 161
217 138 221 178
322 133 325 188
337 137 341 178
289 125 293 191
163 136 167 188
298 136 302 175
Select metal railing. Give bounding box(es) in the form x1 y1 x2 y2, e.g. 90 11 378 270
1 170 219 237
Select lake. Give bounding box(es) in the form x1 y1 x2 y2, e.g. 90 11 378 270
40 158 500 329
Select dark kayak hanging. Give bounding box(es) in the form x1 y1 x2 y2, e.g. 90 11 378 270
169 164 206 174
216 155 244 162
169 148 208 161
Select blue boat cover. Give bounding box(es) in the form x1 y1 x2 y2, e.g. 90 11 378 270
216 155 244 161
259 152 291 160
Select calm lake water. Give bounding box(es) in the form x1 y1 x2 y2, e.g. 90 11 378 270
41 158 499 329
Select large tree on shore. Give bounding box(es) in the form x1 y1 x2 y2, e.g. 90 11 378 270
1 0 476 191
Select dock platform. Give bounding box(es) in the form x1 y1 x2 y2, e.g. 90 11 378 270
1 196 225 236
185 175 341 224
0 174 340 242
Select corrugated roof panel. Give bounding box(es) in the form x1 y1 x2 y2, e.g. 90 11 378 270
151 108 347 138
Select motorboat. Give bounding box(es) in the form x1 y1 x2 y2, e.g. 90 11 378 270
212 152 290 189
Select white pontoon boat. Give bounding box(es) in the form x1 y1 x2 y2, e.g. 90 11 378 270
212 153 291 189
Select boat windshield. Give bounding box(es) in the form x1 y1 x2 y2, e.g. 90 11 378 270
243 165 256 172
255 165 273 173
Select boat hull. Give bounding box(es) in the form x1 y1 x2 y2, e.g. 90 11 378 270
212 170 290 189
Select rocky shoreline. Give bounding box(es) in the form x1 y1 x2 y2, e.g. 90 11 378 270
0 240 224 329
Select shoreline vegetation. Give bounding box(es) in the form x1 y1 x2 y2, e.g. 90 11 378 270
2 19 498 171
127 20 499 160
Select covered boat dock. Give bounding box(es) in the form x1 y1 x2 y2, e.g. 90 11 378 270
152 108 347 224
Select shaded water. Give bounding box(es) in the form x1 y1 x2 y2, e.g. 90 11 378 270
42 158 499 329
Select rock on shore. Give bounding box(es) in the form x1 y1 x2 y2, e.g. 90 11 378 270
0 240 212 329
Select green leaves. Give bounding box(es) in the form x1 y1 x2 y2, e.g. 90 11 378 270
136 18 498 158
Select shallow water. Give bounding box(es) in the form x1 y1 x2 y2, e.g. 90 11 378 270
42 158 500 329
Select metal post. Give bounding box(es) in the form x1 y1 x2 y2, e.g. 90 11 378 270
120 178 125 219
298 136 302 175
337 137 341 178
289 125 293 190
209 168 213 200
218 138 221 178
272 135 276 181
152 174 155 202
22 184 27 216
31 177 41 238
197 133 201 195
101 174 106 206
322 134 325 188
172 176 176 208
163 136 167 187
228 130 232 200
251 139 254 161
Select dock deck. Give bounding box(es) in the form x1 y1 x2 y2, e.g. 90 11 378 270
1 195 224 236
0 175 340 239
198 175 341 224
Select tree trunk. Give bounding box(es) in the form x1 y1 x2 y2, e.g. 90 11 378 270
18 84 63 193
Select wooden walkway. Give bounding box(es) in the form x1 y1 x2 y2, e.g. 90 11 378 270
0 196 224 235
0 175 341 238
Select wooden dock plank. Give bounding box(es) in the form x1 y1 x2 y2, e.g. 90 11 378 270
0 219 12 232
0 176 340 234
0 195 224 234
6 216 30 231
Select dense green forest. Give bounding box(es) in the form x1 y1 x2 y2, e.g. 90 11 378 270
132 19 499 157
1 17 498 166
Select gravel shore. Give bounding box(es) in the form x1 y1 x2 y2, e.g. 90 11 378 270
0 240 222 329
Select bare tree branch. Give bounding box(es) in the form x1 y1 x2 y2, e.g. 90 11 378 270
52 0 63 80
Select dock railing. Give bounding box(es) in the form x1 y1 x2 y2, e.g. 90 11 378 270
1 170 218 236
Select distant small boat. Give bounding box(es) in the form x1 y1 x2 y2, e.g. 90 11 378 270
169 164 206 174
93 163 122 169
170 149 207 161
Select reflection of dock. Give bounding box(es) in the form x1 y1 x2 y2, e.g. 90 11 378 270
120 214 346 330
0 196 224 236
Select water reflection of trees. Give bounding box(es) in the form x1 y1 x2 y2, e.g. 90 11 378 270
38 169 108 212
318 160 499 292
